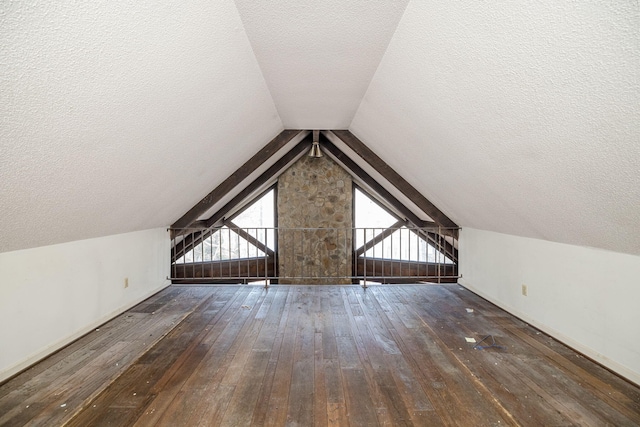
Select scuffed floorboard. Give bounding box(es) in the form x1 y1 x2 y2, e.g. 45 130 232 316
1 284 639 426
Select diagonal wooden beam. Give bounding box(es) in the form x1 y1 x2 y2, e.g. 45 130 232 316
322 139 432 228
225 220 275 258
330 130 457 228
204 137 311 228
172 221 278 263
426 230 458 262
408 228 459 263
172 138 309 262
172 129 303 230
171 227 218 263
171 221 207 239
354 219 407 257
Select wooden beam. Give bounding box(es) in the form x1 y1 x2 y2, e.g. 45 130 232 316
204 138 311 228
409 228 459 263
173 136 308 262
330 130 457 228
172 130 303 230
322 139 431 228
171 221 208 239
171 227 219 263
354 220 407 257
171 256 276 283
172 217 280 263
225 220 275 258
355 258 458 283
426 231 458 262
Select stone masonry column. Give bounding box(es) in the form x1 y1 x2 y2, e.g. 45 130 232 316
277 154 352 284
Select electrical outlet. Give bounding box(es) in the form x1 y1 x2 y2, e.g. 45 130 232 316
521 284 527 296
124 277 129 288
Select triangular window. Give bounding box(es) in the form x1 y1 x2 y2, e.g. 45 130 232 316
354 187 397 249
175 189 275 264
354 188 453 264
361 227 454 264
228 188 275 252
175 226 267 263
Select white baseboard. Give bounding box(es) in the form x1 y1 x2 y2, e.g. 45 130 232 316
459 279 640 387
0 283 170 384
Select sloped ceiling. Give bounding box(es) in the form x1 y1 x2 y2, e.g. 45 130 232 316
351 1 640 255
1 1 638 256
0 0 282 252
233 0 409 129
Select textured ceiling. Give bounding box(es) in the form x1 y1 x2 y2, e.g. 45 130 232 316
1 0 639 256
0 0 282 252
233 0 409 129
351 1 640 255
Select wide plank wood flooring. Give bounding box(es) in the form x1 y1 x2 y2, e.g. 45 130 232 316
1 284 639 426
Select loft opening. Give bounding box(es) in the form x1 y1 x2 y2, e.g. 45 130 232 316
169 130 459 285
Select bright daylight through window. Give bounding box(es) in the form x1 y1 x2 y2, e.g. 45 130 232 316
354 188 453 264
176 189 275 263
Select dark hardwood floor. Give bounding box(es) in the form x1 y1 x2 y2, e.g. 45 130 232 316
1 284 639 426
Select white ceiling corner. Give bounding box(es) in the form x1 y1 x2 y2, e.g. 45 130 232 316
233 0 409 129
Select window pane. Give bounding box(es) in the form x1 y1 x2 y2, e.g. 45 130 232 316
233 189 275 250
174 189 275 264
361 227 454 264
354 188 398 247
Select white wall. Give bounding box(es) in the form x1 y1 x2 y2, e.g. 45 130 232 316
459 227 640 386
0 228 170 382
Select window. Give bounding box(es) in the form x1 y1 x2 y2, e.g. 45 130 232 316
354 187 453 264
175 189 275 264
354 188 397 248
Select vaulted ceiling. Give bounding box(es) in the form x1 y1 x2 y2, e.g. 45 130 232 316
1 1 638 255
